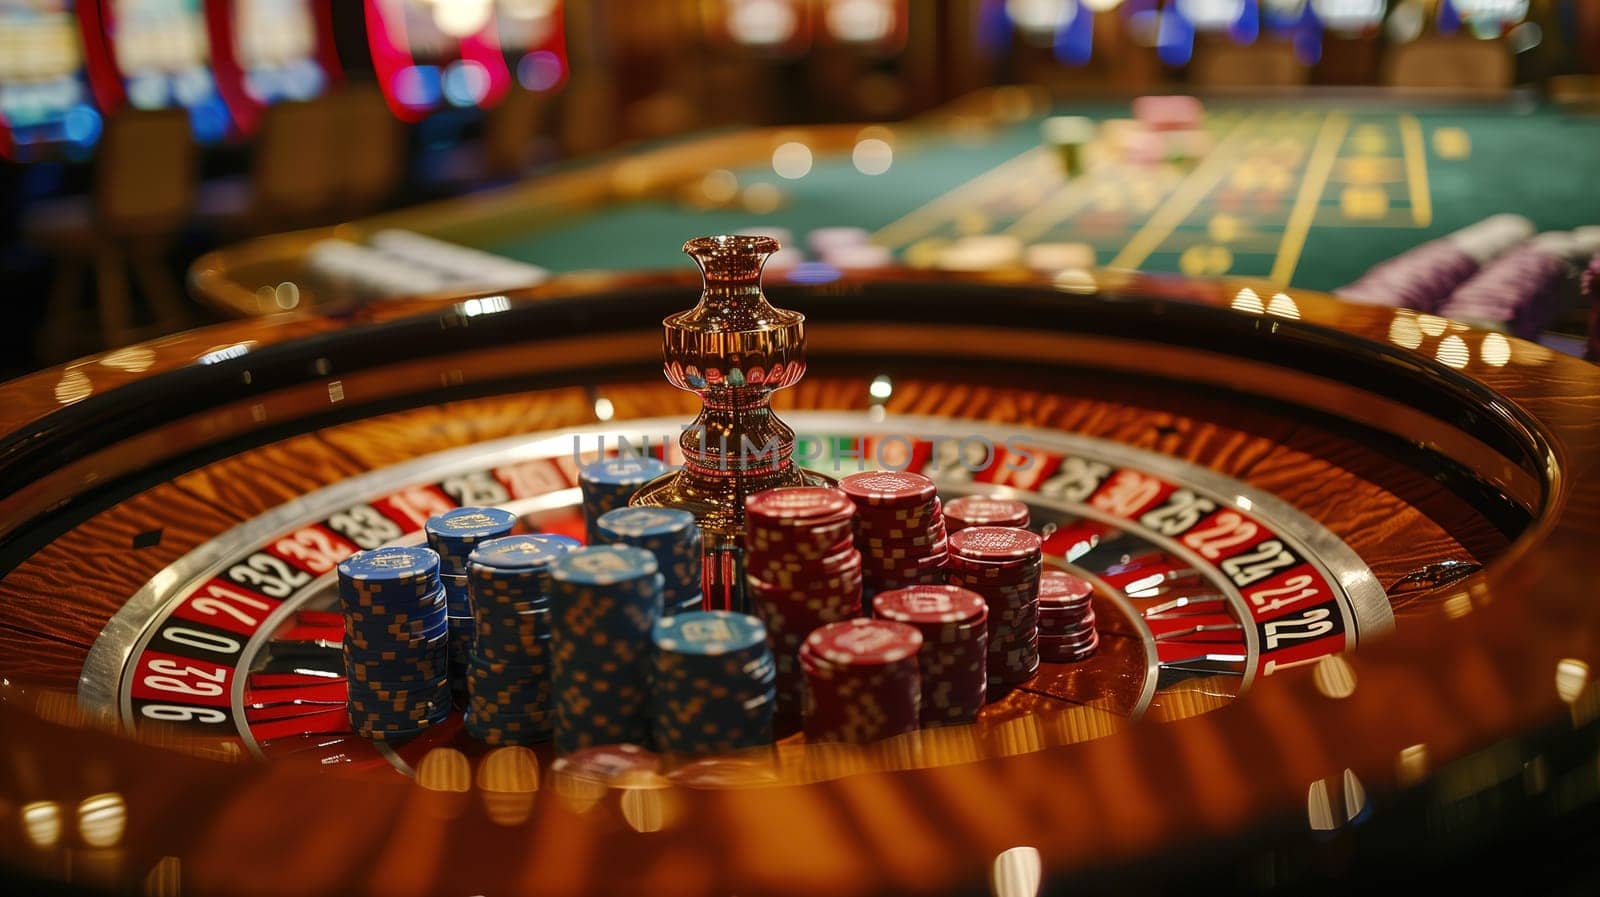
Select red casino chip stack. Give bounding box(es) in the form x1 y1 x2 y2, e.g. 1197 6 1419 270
1037 570 1098 662
872 585 988 726
943 495 1029 532
799 619 923 743
946 526 1042 686
838 471 948 595
743 487 864 724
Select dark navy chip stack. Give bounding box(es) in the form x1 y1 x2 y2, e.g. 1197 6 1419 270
337 545 451 740
463 534 581 744
595 506 704 614
650 611 776 755
549 545 665 754
425 507 517 701
578 456 670 543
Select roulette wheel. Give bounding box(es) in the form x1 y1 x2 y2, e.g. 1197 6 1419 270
2 234 1600 896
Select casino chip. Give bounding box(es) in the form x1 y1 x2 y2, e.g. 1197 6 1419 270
1337 214 1532 312
548 545 664 753
337 546 452 739
579 455 671 543
838 471 948 596
550 743 665 807
650 611 776 754
946 526 1042 687
872 585 988 726
462 533 579 744
1035 570 1098 663
1437 235 1577 339
596 506 704 615
426 507 518 701
1583 252 1600 362
943 495 1029 532
800 619 923 744
742 486 863 727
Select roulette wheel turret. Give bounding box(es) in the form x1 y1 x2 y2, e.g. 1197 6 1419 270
631 234 835 611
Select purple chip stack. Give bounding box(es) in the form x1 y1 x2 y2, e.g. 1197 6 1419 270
1584 253 1600 363
1336 240 1480 312
1337 214 1533 313
1438 237 1573 340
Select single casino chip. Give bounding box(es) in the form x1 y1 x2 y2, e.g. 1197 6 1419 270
949 526 1042 562
653 610 767 656
338 545 441 585
596 506 697 540
805 618 923 667
944 495 1030 531
550 544 660 586
746 486 855 525
581 456 670 487
1038 569 1092 605
873 585 987 625
425 507 518 568
469 533 582 571
551 743 662 781
839 470 938 508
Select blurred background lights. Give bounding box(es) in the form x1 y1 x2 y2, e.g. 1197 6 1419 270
431 0 496 38
772 141 814 179
22 801 63 848
730 0 800 45
852 137 893 175
991 845 1043 897
76 793 126 848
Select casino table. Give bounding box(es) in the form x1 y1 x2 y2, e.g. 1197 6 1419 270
192 87 1600 318
5 225 1600 895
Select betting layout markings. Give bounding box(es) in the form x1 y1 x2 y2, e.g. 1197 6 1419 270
1107 112 1270 273
1004 110 1251 250
872 146 1054 251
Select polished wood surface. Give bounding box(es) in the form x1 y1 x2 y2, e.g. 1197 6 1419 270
0 268 1596 896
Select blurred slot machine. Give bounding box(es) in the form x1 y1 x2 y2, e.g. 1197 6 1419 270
80 0 232 141
0 0 102 160
205 0 341 135
710 0 815 56
1303 0 1385 81
696 0 814 125
1379 0 1529 90
1159 0 1312 86
979 1 1157 94
485 0 567 171
809 0 911 118
367 0 567 122
498 0 567 95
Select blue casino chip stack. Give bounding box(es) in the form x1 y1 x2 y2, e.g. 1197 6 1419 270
594 506 704 615
464 533 582 744
424 507 518 702
548 545 665 753
578 456 670 543
650 611 777 755
337 545 451 740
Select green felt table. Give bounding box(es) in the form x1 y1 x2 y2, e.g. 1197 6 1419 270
459 99 1600 293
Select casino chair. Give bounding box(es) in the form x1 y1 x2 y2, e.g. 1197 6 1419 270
482 87 557 181
331 84 406 218
202 86 405 236
236 94 343 232
1191 38 1310 89
1383 36 1514 94
28 107 198 359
